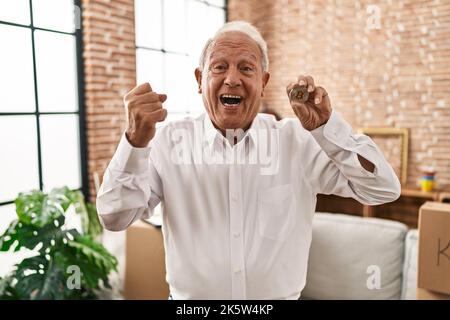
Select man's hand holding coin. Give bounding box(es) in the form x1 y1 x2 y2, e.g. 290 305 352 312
286 75 332 131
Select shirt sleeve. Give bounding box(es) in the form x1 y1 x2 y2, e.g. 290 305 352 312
305 110 401 205
96 133 163 231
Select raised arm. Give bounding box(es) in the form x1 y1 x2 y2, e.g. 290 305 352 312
288 75 400 205
96 83 167 231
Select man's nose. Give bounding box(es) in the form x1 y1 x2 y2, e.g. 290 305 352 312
224 68 242 87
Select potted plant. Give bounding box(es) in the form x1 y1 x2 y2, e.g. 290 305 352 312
0 187 118 299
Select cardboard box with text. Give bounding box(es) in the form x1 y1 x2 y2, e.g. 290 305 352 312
418 202 450 296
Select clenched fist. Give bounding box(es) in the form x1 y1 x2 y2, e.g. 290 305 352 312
124 83 168 147
286 75 332 131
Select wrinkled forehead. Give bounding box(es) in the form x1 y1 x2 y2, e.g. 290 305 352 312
209 31 262 63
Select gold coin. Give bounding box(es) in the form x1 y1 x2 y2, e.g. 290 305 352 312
290 85 309 103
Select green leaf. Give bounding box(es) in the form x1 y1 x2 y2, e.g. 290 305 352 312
14 190 45 225
85 203 103 237
13 255 65 299
70 191 103 237
15 188 73 228
54 235 117 290
0 215 65 252
72 235 117 271
0 275 19 300
0 220 20 251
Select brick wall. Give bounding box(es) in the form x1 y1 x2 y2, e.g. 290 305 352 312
82 0 136 202
229 0 450 187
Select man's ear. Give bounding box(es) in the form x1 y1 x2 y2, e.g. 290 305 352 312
195 68 202 94
261 71 270 97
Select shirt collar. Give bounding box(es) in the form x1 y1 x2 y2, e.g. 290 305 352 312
203 113 219 146
203 113 260 147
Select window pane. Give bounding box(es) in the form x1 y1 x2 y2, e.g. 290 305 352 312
0 116 39 202
136 49 164 93
187 56 204 115
0 204 16 236
187 97 204 116
208 7 225 34
165 53 192 113
40 114 81 191
0 25 35 112
0 0 30 25
135 0 162 49
207 0 226 7
32 0 77 33
35 30 78 112
164 0 186 53
135 0 226 118
187 0 209 58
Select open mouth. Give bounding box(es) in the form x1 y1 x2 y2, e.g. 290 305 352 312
220 94 243 107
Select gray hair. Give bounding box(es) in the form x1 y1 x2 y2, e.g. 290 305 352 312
198 21 269 73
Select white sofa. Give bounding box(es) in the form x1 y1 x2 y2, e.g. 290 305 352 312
302 213 418 300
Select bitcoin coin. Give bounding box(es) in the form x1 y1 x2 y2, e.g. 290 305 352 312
289 85 309 103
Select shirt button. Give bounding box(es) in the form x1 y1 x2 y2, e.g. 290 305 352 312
234 268 242 274
231 194 238 202
233 232 240 238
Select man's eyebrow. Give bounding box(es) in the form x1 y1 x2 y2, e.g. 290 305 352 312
210 53 258 62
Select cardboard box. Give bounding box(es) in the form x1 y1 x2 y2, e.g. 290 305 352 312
418 202 450 295
417 288 450 300
124 220 169 299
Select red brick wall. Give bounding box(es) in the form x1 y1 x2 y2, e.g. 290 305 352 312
229 0 450 187
82 0 136 202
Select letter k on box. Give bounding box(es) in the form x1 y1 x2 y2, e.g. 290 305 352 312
417 202 450 299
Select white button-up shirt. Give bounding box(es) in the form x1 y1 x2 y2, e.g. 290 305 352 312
96 110 400 300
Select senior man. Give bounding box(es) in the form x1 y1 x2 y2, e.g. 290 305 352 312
96 21 400 300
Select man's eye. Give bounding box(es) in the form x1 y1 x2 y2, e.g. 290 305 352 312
241 66 254 72
212 65 226 72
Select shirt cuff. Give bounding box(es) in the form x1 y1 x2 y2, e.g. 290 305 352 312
109 133 151 173
310 109 353 154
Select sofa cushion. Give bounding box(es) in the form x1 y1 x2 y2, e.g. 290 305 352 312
401 229 418 300
302 213 408 299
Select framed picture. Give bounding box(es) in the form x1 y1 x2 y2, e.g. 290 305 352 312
357 127 409 185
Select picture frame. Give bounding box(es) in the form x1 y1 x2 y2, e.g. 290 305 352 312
357 127 409 185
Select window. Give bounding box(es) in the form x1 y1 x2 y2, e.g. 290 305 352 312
0 1 87 216
134 0 227 122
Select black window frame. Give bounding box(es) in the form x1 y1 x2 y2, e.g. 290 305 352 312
0 0 88 207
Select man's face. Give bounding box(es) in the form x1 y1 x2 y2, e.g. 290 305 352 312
195 31 270 133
